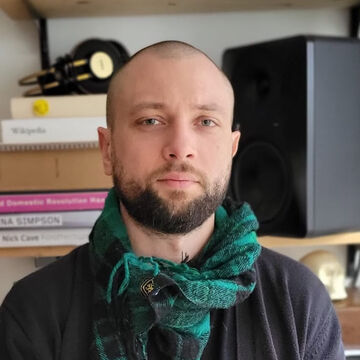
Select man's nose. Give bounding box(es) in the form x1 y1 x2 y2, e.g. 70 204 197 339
162 123 195 161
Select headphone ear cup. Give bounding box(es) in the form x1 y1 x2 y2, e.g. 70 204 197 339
108 40 130 64
19 38 129 96
70 38 129 94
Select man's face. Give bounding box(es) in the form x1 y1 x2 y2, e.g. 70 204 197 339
100 52 240 234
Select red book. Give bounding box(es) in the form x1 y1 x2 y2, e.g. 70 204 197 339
0 191 108 213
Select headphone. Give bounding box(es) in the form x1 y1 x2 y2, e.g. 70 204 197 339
19 38 130 96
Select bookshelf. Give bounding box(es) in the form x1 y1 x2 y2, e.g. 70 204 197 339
1 0 360 20
1 232 359 257
0 246 75 258
1 0 359 258
260 232 360 248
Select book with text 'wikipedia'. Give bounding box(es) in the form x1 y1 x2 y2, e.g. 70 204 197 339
0 117 106 144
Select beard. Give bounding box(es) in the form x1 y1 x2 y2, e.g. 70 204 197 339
112 160 230 235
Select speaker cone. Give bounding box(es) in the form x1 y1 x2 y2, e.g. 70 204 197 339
230 142 290 224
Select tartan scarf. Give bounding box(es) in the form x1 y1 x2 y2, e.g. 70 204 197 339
89 188 261 360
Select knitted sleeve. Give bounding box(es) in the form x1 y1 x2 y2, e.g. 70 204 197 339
0 254 74 360
303 289 345 360
256 248 345 360
283 252 346 360
0 304 41 360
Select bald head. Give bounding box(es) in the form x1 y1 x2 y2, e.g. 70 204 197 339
106 40 234 129
98 41 240 236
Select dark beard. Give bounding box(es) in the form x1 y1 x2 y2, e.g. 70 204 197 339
113 176 227 235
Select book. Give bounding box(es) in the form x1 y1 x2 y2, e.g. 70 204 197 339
0 210 101 229
0 141 99 151
0 228 91 247
11 95 106 119
0 146 112 192
0 117 106 144
0 191 108 213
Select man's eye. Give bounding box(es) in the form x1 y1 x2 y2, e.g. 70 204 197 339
143 118 160 125
201 119 215 127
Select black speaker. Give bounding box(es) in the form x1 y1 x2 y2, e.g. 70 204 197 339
223 35 360 237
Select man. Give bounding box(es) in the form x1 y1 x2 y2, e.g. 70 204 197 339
0 41 344 359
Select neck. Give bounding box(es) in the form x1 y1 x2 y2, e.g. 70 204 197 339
120 203 215 263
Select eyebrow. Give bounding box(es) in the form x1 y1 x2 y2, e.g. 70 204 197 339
193 103 223 112
130 102 165 115
130 101 225 114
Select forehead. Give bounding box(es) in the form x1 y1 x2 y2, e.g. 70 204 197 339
111 52 234 110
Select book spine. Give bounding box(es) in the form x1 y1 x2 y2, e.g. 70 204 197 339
11 95 106 119
0 141 99 152
0 210 101 229
0 117 106 144
0 191 108 213
0 228 91 247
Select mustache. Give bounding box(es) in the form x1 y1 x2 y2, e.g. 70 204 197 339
149 162 207 186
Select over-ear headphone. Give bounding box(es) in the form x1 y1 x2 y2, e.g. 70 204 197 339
19 38 130 96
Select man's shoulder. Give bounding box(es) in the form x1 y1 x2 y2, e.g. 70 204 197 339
256 246 321 286
13 243 89 289
254 246 332 313
0 244 93 359
252 247 344 359
254 246 337 330
2 244 91 314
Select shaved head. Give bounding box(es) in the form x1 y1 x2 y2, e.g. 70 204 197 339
98 39 240 236
106 40 234 129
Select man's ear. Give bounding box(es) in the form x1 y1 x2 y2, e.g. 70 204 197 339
98 127 113 176
231 130 241 158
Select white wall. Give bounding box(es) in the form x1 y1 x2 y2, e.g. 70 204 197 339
48 8 349 66
0 7 350 303
0 10 39 118
0 9 42 303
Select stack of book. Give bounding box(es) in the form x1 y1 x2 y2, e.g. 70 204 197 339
0 191 107 247
0 94 112 247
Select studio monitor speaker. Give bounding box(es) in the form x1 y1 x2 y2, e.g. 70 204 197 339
223 35 360 237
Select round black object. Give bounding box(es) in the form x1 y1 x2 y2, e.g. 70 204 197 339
108 41 130 63
230 142 290 224
71 38 129 94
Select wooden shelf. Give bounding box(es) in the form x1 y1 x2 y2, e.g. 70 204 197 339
0 245 77 257
1 0 360 20
334 287 360 346
259 232 360 248
0 232 359 257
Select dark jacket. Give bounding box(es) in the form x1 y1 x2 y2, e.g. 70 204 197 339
0 245 345 359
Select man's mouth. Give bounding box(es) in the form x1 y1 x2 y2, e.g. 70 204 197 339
157 172 199 189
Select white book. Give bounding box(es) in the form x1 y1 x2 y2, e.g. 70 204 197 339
0 116 106 144
0 210 101 229
11 95 106 119
0 228 91 247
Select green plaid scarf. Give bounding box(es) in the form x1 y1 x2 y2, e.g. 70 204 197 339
89 188 261 360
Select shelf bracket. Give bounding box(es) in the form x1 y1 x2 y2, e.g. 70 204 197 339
38 17 50 70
